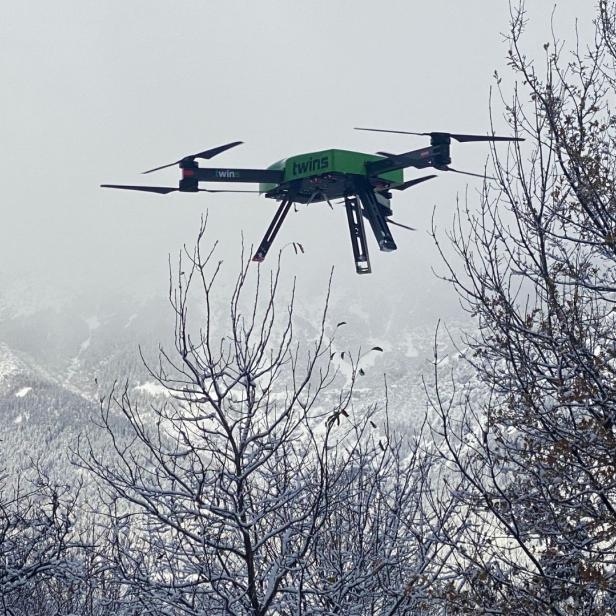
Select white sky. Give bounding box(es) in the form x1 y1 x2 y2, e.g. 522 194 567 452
0 1 598 316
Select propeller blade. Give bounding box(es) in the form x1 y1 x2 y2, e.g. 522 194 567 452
390 175 437 191
142 141 243 174
356 127 523 142
142 161 182 175
194 141 243 160
439 166 497 180
100 184 179 194
357 127 426 136
101 185 260 195
387 219 416 231
449 133 523 143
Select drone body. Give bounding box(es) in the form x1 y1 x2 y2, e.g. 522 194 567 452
102 129 521 274
257 149 402 202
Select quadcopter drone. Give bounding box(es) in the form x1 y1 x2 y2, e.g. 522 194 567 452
101 128 522 274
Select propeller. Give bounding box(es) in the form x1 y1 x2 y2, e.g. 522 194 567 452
142 141 243 174
436 166 497 180
101 184 179 194
387 219 416 231
356 127 523 143
100 184 259 194
388 174 437 191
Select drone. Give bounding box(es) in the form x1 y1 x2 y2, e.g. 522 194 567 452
101 128 522 274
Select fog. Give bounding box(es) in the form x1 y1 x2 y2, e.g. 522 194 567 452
0 1 594 321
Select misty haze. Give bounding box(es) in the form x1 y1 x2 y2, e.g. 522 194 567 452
2 1 614 614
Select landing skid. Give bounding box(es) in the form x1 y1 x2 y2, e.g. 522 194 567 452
344 196 371 274
356 180 397 253
253 180 396 275
252 184 299 262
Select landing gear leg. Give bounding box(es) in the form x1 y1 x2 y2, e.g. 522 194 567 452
356 181 397 252
344 196 371 274
252 185 298 263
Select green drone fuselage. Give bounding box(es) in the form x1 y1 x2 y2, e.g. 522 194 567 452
260 149 403 204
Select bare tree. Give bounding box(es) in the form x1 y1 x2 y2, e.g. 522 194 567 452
78 223 447 615
0 460 87 615
306 417 459 615
428 2 616 613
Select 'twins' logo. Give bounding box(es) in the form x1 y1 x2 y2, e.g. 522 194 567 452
292 156 329 176
216 170 239 179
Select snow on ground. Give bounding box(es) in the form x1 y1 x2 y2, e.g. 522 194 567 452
135 381 170 397
65 315 101 385
15 386 32 398
404 333 419 358
0 343 23 389
85 315 101 330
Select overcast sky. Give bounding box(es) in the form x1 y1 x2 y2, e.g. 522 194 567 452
0 1 598 319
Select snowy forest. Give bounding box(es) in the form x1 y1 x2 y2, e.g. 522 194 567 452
3 2 616 614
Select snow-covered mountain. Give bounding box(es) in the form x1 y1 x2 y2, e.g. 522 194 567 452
0 270 470 476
